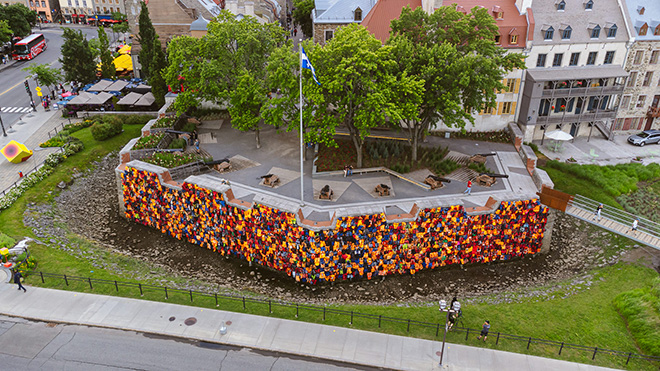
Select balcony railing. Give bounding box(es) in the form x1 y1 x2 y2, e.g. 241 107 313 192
541 85 624 97
536 110 617 124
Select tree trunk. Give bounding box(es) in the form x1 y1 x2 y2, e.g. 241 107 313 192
412 133 418 163
255 128 261 149
356 143 363 168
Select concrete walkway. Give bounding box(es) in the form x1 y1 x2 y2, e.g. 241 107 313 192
0 283 619 371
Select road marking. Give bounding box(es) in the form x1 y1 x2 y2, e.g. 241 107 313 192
1 107 31 113
0 80 23 97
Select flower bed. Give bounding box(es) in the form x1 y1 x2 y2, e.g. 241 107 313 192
434 130 511 143
141 152 208 168
151 116 178 129
315 138 463 175
133 133 164 150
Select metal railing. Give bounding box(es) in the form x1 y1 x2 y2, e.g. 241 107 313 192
30 271 660 367
569 194 660 238
0 147 64 198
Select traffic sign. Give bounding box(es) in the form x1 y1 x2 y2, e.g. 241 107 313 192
37 91 42 97
35 87 42 92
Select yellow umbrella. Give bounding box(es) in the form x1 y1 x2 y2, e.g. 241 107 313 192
118 45 131 54
113 54 133 72
0 248 9 256
1 140 33 164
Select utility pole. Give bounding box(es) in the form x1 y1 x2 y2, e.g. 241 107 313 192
24 80 35 111
0 114 7 137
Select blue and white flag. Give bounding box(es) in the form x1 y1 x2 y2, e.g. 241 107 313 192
301 47 321 85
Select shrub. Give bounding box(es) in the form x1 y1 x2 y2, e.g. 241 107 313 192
122 114 153 125
142 152 209 168
0 233 15 249
181 122 197 133
613 278 660 357
133 133 164 150
151 116 177 128
433 159 460 175
168 138 187 149
63 119 95 134
468 162 490 174
40 134 68 148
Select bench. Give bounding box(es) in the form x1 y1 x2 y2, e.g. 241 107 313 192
375 183 391 196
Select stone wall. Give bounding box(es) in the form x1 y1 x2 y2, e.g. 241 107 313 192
119 165 549 284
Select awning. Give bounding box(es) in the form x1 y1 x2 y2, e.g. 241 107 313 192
527 65 628 81
117 92 143 105
118 45 131 54
68 91 96 104
113 54 133 71
134 92 155 106
86 92 113 105
105 80 128 91
88 80 114 92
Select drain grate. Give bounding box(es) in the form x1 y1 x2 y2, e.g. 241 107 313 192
169 316 176 322
184 317 197 326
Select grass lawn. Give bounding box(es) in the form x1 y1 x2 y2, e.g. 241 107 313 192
1 126 658 370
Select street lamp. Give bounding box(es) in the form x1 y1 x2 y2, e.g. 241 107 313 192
438 298 461 367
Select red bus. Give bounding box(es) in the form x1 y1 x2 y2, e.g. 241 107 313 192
12 34 46 61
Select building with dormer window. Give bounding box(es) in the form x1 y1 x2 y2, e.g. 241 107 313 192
312 0 376 45
615 0 660 132
515 0 631 142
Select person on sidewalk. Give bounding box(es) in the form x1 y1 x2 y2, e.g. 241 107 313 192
463 180 472 195
593 203 603 221
194 139 200 153
630 218 638 232
477 320 490 342
13 271 26 293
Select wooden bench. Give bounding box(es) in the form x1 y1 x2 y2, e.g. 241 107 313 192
375 184 391 196
319 185 333 200
262 174 280 187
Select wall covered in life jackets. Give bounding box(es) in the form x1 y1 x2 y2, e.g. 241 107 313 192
121 166 549 284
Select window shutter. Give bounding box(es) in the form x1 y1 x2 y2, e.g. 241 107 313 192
511 102 517 115
497 102 503 115
514 79 520 93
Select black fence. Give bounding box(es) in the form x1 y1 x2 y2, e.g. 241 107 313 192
32 271 660 367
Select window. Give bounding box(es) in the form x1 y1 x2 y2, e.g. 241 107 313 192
621 96 631 110
509 34 518 44
67 0 71 6
354 7 362 21
496 11 503 19
325 30 333 42
544 26 554 40
585 0 593 10
651 51 660 64
569 52 580 66
639 23 648 36
638 6 645 15
557 0 565 11
29 0 33 5
552 53 563 67
536 54 547 67
591 25 601 38
656 26 660 36
502 102 513 114
607 24 617 38
604 51 615 64
561 26 572 39
505 79 515 92
586 52 597 65
637 95 647 108
627 71 638 87
643 72 654 86
633 51 644 65
109 7 113 12
484 106 494 115
494 34 501 44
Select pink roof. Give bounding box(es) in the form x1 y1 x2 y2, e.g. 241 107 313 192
441 0 529 48
361 0 422 43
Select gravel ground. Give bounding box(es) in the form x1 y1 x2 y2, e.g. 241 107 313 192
22 153 660 306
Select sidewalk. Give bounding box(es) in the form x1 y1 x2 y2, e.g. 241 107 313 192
0 283 619 371
0 109 68 193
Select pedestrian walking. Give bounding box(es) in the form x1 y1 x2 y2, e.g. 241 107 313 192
343 165 348 177
477 320 490 342
294 28 297 37
593 203 603 221
194 139 200 153
13 271 26 292
463 180 472 195
631 218 638 232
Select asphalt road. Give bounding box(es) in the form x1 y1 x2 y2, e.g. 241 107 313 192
0 315 373 371
0 25 98 127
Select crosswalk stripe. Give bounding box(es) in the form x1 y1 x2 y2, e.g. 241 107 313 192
0 107 31 113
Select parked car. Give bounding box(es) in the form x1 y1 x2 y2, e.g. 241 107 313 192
627 130 660 146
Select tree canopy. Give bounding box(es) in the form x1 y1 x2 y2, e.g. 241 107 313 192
150 35 167 107
0 20 11 44
0 4 35 38
59 28 96 84
137 1 156 80
389 6 526 160
98 26 115 79
292 0 314 38
21 63 62 94
164 11 286 148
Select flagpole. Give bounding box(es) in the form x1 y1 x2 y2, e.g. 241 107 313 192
299 40 304 205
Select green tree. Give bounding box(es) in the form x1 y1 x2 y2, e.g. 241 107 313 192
111 12 129 42
0 4 35 38
389 6 526 161
307 24 419 168
137 1 156 79
149 36 167 107
292 0 314 38
164 11 286 148
0 20 11 44
21 63 62 96
98 26 115 79
59 28 97 84
88 38 101 59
